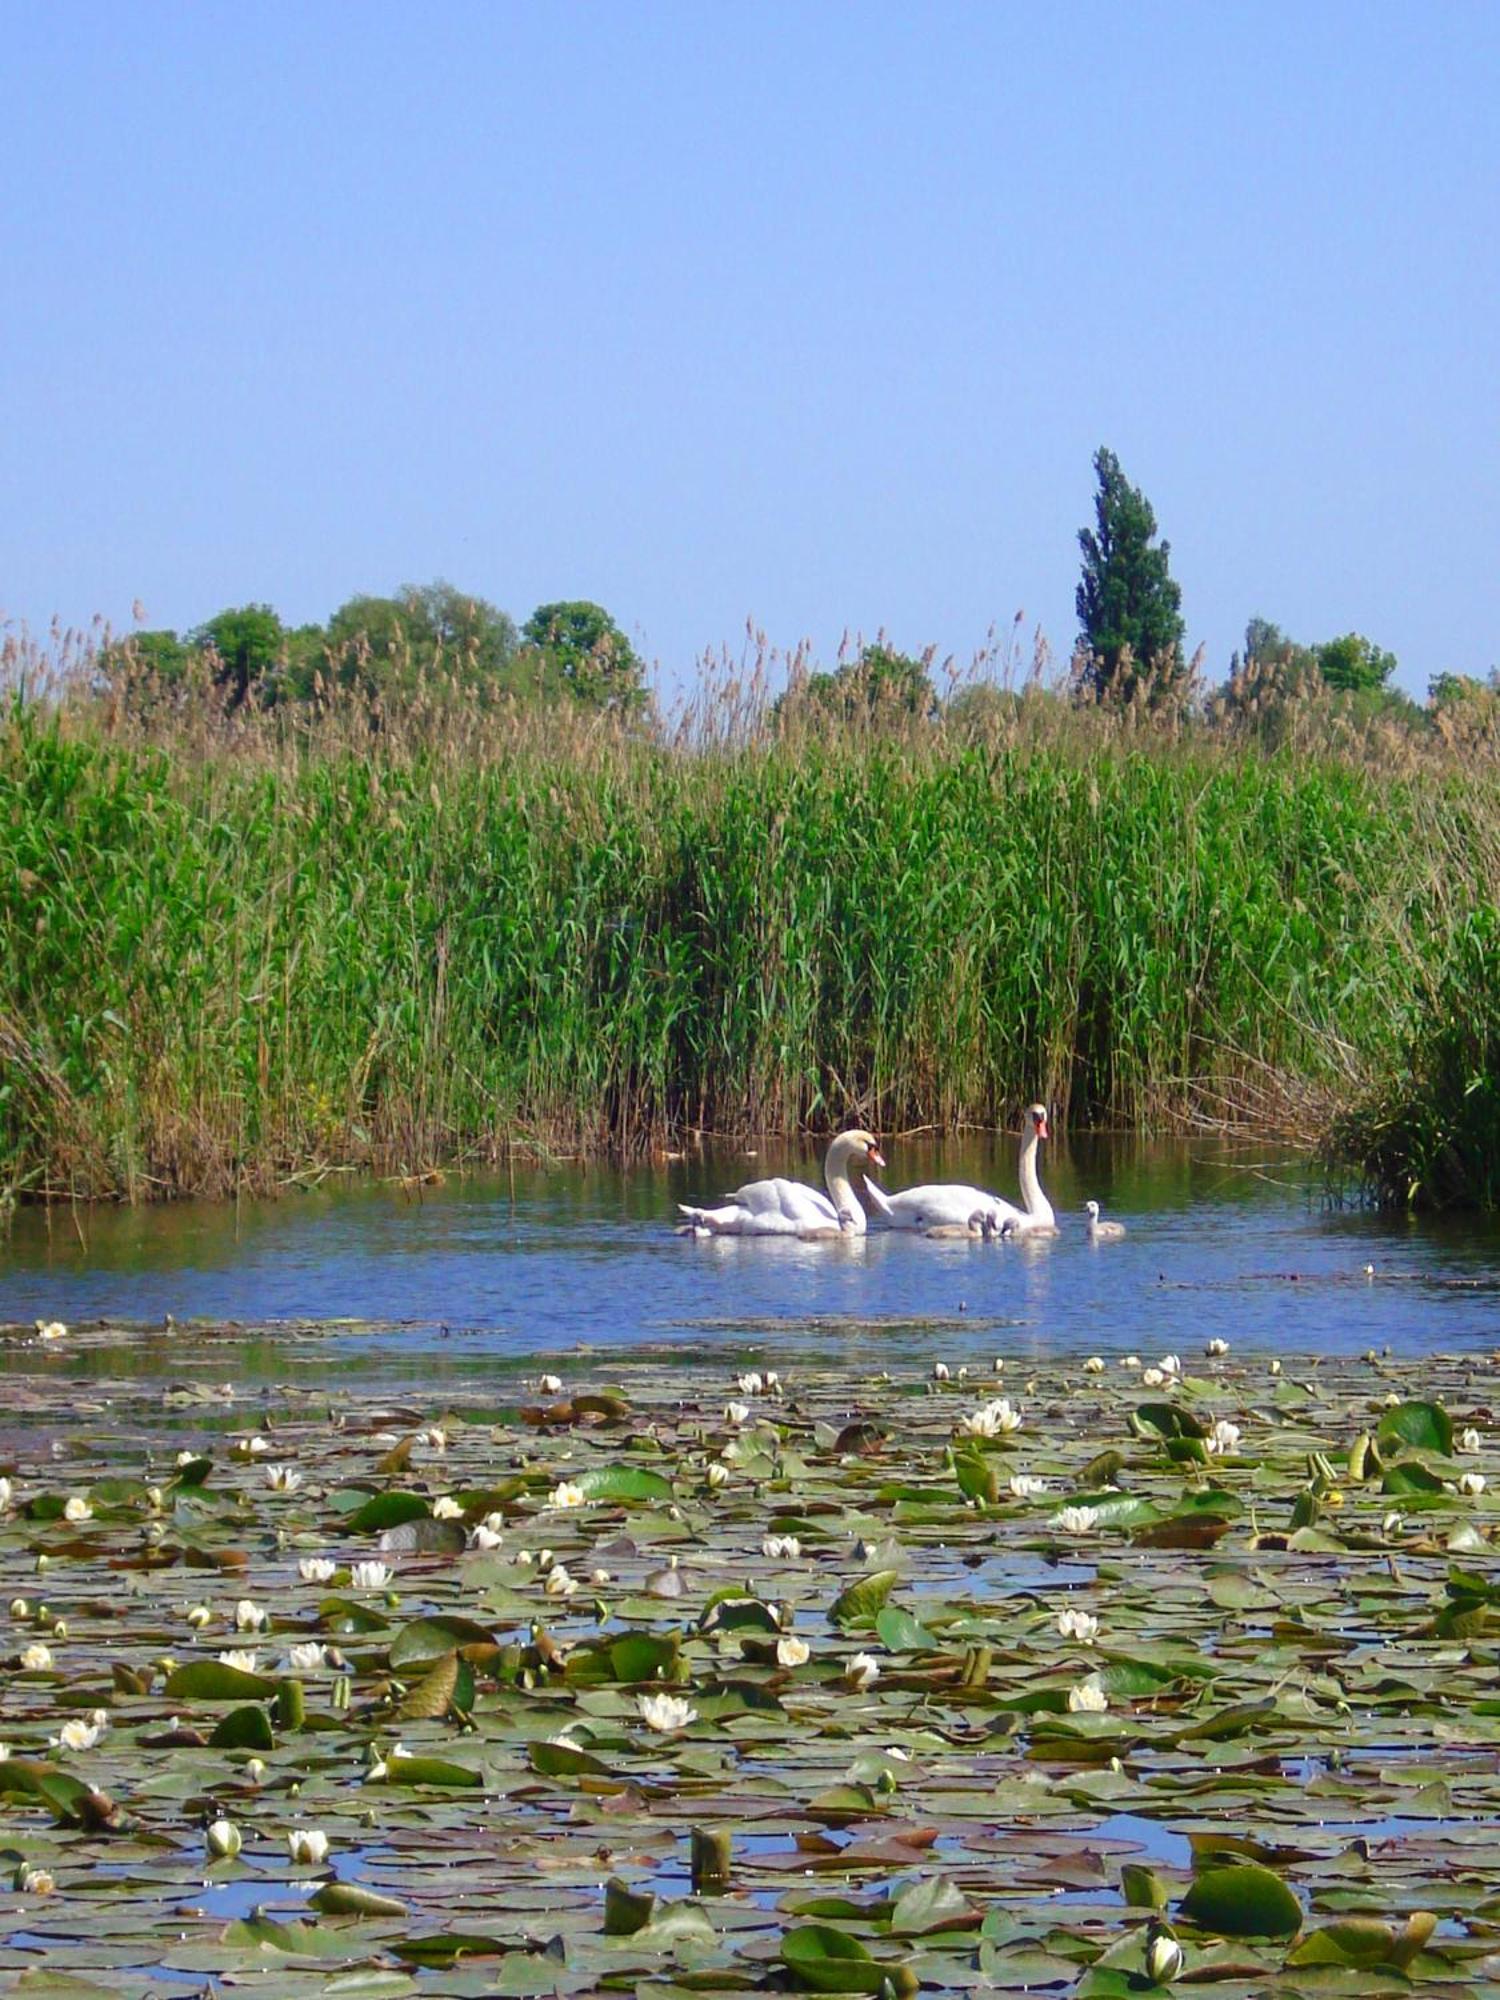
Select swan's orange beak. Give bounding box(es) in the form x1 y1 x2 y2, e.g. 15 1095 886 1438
866 1143 886 1172
1033 1111 1049 1140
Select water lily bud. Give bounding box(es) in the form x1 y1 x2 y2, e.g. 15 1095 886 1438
1145 1929 1184 1984
205 1818 242 1859
706 1462 729 1489
186 1604 213 1629
1268 1358 1282 1375
34 1554 50 1573
287 1827 329 1865
9 1598 28 1620
144 1520 167 1546
245 1757 267 1784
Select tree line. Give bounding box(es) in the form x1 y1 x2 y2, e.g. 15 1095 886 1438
100 452 1493 731
106 586 646 715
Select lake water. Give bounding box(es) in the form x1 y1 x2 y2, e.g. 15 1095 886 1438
3 1134 1497 1382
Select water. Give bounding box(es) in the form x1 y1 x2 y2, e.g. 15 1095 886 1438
2 1134 1498 1379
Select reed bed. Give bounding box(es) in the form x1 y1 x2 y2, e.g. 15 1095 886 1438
1 638 1497 1202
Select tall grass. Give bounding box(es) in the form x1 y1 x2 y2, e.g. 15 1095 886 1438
1 634 1495 1200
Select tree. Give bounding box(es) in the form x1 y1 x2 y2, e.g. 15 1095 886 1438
1316 632 1397 693
781 643 937 727
1075 448 1186 702
190 605 285 710
319 582 518 703
521 601 645 712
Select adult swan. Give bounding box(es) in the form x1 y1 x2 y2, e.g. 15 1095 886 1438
864 1104 1056 1237
677 1130 886 1238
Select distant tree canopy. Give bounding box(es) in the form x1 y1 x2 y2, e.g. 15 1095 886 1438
102 583 643 716
521 600 646 712
777 644 938 729
1075 447 1186 703
1241 617 1398 695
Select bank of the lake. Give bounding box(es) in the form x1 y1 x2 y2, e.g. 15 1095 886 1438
3 697 1496 1203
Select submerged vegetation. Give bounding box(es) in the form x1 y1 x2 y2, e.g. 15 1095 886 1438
2 614 1498 1204
0 1330 1499 1989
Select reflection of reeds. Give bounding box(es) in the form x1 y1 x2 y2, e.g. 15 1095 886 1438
2 621 1497 1201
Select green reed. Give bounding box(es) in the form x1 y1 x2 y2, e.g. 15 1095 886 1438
0 682 1489 1200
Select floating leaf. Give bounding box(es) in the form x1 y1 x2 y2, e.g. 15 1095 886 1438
1179 1862 1303 1938
829 1570 899 1629
1376 1399 1453 1457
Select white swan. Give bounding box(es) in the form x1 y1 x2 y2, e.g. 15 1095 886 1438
1084 1199 1126 1241
864 1104 1056 1237
677 1129 885 1238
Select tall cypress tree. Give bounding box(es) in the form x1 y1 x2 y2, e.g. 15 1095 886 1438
1075 448 1186 702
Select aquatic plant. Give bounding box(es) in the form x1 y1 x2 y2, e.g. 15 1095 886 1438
0 1331 1494 1987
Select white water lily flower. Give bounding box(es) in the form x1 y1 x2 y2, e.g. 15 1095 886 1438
20 1642 53 1672
638 1692 697 1733
1268 1358 1283 1375
1458 1472 1487 1497
217 1648 258 1672
1158 1354 1182 1376
1146 1931 1184 1983
415 1426 447 1451
761 1533 801 1560
468 1523 503 1551
736 1372 765 1395
884 1745 911 1762
298 1557 337 1584
1067 1677 1109 1713
63 1495 93 1523
1008 1474 1047 1498
235 1599 268 1633
1057 1607 1100 1645
19 1865 55 1894
237 1435 271 1456
591 1566 612 1585
481 1510 506 1535
1461 1427 1484 1453
1141 1368 1167 1388
266 1464 302 1493
931 1362 951 1382
538 1374 563 1395
1083 1356 1105 1373
547 1731 585 1751
959 1397 1022 1438
1054 1506 1100 1534
350 1561 392 1590
431 1495 464 1519
287 1641 328 1673
1205 1420 1242 1456
35 1321 67 1342
776 1635 811 1668
0 1479 13 1511
1122 1355 1141 1369
0 1744 9 1761
845 1652 881 1690
287 1827 330 1865
1382 1510 1404 1536
548 1481 586 1510
992 1357 1006 1373
1205 1337 1230 1357
724 1401 751 1426
706 1462 729 1489
53 1717 102 1751
205 1818 242 1859
765 1370 782 1391
544 1563 578 1597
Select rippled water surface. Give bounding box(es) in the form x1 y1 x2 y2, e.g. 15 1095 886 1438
2 1134 1499 1381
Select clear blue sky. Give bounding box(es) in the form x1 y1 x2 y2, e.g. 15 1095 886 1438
4 2 1496 699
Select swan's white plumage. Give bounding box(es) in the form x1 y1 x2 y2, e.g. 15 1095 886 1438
1084 1199 1126 1240
677 1130 884 1238
865 1105 1056 1237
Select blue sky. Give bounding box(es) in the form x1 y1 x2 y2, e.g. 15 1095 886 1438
3 3 1496 699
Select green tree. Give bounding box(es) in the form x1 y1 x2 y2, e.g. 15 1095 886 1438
782 643 937 727
190 605 285 710
521 601 645 712
1316 631 1397 693
320 582 518 703
1075 448 1186 702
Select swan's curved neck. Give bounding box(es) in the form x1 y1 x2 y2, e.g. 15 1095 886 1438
823 1137 865 1227
1017 1129 1054 1224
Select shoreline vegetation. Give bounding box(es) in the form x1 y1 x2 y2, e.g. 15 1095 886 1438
2 621 1498 1209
